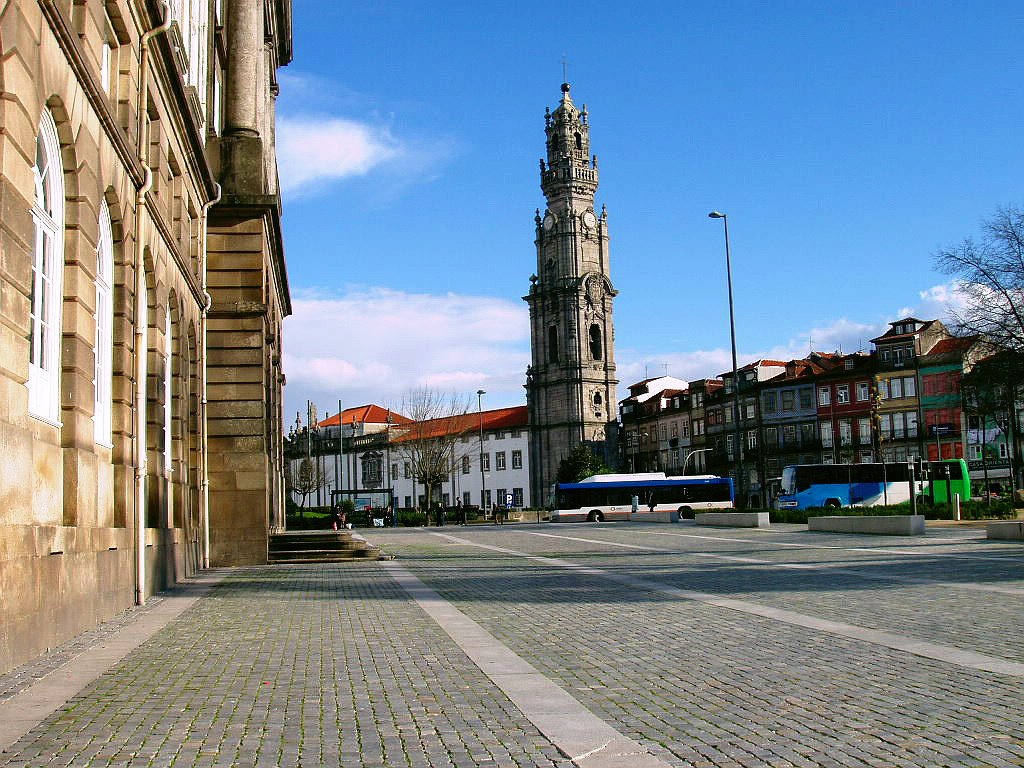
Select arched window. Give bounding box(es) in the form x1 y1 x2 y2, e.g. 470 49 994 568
589 324 603 360
94 200 114 444
28 110 65 422
548 325 559 363
575 133 582 150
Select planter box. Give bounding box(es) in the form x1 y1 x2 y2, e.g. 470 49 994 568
808 514 925 536
694 511 770 528
986 521 1024 540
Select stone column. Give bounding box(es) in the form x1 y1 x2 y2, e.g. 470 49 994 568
223 0 263 137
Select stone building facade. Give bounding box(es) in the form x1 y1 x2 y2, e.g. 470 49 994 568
0 0 291 675
525 82 618 505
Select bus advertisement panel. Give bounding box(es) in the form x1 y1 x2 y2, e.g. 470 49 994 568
551 473 734 522
776 459 970 510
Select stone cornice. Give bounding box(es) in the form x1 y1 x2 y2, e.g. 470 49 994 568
38 0 145 188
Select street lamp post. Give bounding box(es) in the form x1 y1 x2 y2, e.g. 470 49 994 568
709 211 744 507
477 389 487 517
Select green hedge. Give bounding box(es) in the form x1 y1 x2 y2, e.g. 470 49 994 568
768 500 1016 525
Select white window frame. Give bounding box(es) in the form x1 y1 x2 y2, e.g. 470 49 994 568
858 418 871 443
818 387 830 407
836 384 850 404
856 381 869 402
93 200 114 445
495 451 506 471
28 110 65 424
820 421 834 448
511 449 522 469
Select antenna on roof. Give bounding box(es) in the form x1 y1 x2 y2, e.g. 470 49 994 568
644 363 649 379
561 54 569 84
662 362 669 376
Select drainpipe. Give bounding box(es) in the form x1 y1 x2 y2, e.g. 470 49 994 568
133 1 172 606
199 183 221 569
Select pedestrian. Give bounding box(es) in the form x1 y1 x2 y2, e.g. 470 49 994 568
331 504 343 531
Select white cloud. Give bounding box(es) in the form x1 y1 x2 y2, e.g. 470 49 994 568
284 281 969 425
617 283 965 389
277 116 398 194
283 287 529 422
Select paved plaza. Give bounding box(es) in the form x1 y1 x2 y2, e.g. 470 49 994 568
2 522 1024 767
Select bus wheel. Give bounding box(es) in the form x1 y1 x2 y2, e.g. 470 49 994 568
825 499 841 509
678 506 694 520
587 510 604 522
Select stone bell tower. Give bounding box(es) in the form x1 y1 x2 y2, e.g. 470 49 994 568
524 81 619 504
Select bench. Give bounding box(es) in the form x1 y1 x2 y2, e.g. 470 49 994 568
807 514 925 536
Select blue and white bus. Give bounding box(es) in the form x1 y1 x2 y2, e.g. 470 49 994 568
551 473 734 522
776 460 970 510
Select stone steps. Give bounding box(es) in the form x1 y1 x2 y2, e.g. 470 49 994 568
269 531 382 563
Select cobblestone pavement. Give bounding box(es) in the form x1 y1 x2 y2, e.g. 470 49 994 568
2 522 1023 767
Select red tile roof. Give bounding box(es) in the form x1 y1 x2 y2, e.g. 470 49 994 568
318 404 412 428
927 336 977 356
393 405 528 441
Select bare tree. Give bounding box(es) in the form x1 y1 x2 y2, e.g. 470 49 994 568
390 388 473 516
935 204 1024 352
287 457 329 511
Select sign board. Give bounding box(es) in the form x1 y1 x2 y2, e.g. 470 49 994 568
505 493 513 507
929 424 955 436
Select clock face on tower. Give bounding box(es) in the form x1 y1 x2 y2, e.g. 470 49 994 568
582 210 597 230
543 213 555 231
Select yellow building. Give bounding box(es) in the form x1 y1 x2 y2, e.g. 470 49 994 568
0 0 291 674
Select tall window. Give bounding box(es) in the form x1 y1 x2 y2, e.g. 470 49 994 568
589 324 602 359
548 325 559 362
820 422 834 448
511 449 522 469
28 110 65 422
94 200 114 444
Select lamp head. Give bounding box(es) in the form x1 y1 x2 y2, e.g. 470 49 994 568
708 211 725 219
477 389 486 396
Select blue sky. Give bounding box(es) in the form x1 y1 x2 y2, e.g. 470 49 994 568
279 1 1024 426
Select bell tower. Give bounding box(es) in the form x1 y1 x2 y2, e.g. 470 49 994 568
524 82 618 504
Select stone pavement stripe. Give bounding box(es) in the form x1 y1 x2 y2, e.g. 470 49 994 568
0 568 229 753
656 528 1024 563
431 530 1024 677
532 528 1024 597
382 560 675 768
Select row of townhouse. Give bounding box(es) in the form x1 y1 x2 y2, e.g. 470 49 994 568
284 405 533 514
620 317 1021 506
